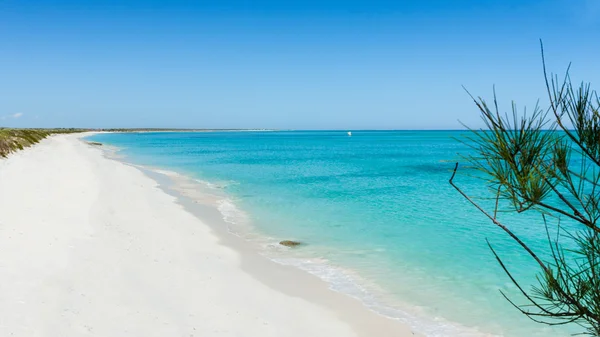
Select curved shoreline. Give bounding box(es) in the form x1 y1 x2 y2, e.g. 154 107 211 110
96 138 422 337
0 132 420 337
143 167 497 337
91 134 498 337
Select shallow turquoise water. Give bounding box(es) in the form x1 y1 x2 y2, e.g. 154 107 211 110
88 131 574 336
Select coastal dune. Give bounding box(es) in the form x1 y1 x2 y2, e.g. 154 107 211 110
0 134 415 337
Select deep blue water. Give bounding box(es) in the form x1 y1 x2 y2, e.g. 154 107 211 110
88 131 575 336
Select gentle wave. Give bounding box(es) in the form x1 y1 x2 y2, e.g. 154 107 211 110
269 256 497 337
217 198 249 226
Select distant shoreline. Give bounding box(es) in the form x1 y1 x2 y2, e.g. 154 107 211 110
99 128 279 132
2 127 483 132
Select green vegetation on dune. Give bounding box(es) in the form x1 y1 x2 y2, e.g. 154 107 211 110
0 128 87 158
0 129 50 157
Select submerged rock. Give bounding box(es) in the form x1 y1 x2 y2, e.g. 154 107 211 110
279 240 302 247
87 142 103 146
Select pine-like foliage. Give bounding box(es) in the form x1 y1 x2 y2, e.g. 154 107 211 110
450 43 600 335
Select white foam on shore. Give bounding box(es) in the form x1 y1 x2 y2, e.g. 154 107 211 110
217 198 250 227
152 168 183 177
147 169 254 237
268 256 497 337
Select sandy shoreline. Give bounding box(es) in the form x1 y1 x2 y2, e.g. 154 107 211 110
0 133 417 337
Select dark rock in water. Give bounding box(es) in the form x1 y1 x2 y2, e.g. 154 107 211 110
279 240 302 247
87 142 103 146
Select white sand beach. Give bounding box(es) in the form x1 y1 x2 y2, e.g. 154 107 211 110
0 134 417 337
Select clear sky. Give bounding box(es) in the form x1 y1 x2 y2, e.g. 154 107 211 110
1 0 598 129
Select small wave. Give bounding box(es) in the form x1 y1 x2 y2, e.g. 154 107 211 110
146 167 235 191
269 256 497 337
193 178 239 190
192 178 220 189
152 168 184 178
217 198 249 226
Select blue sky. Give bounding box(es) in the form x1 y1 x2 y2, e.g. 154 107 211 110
1 0 598 129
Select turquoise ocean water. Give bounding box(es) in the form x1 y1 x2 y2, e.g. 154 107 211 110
88 131 575 336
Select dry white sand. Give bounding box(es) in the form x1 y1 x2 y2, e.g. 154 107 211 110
0 134 417 337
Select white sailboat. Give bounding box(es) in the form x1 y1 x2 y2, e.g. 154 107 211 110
347 131 352 137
